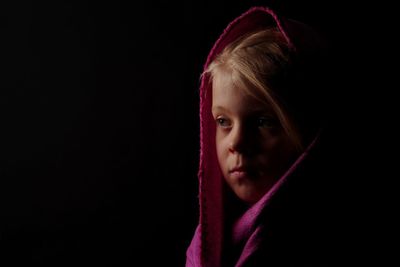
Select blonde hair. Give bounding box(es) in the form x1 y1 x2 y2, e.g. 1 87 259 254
204 28 304 151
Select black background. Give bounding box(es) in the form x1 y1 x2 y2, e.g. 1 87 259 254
1 0 395 266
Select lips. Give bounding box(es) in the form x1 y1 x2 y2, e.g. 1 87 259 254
229 166 250 180
229 166 247 173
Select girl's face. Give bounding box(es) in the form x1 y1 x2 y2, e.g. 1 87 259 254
212 72 299 204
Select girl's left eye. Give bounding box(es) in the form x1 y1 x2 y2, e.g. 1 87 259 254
257 117 277 128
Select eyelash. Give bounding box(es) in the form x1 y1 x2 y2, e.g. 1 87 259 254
256 117 277 128
216 117 231 128
215 116 277 129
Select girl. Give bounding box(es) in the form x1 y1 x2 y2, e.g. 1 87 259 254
186 6 336 267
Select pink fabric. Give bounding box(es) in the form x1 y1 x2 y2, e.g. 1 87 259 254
186 6 322 267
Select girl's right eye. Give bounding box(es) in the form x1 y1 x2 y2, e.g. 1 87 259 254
216 117 231 128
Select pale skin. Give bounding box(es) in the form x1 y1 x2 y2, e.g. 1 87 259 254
211 71 299 204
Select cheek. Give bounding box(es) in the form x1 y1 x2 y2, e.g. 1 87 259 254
215 133 229 170
258 134 280 154
260 135 296 165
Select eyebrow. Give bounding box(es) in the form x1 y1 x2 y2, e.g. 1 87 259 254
211 106 229 113
248 108 274 114
212 105 275 117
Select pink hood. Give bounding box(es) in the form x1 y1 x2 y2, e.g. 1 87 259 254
186 6 327 267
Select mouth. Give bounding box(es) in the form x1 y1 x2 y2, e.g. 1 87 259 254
229 166 247 173
229 166 251 180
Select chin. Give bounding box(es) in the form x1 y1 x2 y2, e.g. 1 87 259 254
234 187 262 204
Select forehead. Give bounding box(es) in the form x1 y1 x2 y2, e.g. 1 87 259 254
211 71 274 114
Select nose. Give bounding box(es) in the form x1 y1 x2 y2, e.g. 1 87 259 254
228 123 249 154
